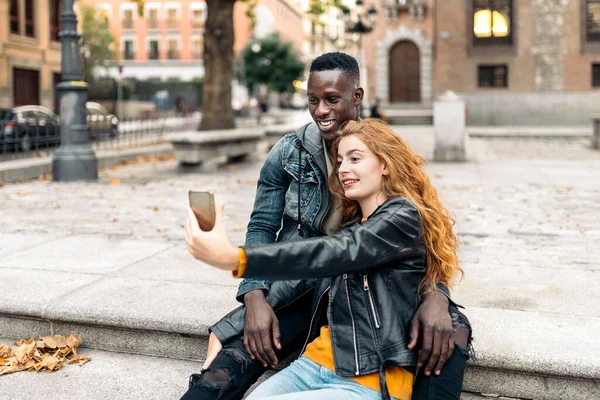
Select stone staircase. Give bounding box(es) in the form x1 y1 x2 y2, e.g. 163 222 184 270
380 103 433 125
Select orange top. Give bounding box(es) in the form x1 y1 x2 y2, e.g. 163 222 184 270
303 324 413 400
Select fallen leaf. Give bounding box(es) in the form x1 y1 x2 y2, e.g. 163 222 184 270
565 219 571 224
544 214 551 218
36 151 47 158
521 199 528 203
233 227 245 232
81 193 89 198
556 188 568 193
226 166 239 172
110 179 121 185
152 207 159 212
246 179 258 185
55 203 62 209
40 336 68 349
111 218 119 223
16 191 31 196
0 182 4 188
68 354 92 366
157 228 168 233
0 344 10 356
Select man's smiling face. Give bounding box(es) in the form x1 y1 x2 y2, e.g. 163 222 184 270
307 69 363 141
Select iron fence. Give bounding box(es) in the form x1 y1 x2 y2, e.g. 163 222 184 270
0 112 278 163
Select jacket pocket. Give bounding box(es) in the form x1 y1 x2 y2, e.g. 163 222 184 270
283 162 319 221
363 275 381 329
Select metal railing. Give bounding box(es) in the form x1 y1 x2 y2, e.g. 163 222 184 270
0 112 280 163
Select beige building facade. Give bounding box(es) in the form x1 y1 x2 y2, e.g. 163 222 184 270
363 0 600 125
0 0 62 110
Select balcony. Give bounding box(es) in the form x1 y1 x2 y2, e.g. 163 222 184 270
123 51 135 60
147 18 159 29
122 19 134 30
167 50 179 60
191 20 205 29
148 51 159 60
166 19 179 30
191 51 203 60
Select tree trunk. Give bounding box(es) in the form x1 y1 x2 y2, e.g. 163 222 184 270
199 0 236 131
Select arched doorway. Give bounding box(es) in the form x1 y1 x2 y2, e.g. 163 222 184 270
389 41 421 103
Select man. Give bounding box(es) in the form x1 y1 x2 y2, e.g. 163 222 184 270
370 97 388 123
182 53 471 400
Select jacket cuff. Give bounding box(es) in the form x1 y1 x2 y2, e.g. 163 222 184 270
236 279 271 303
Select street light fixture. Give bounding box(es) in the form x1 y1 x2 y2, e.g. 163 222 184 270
53 0 98 181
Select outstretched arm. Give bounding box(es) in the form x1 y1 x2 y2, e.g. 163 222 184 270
185 197 425 279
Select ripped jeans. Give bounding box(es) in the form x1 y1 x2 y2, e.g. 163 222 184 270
181 303 473 400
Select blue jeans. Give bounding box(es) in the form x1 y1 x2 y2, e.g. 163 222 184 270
245 356 404 400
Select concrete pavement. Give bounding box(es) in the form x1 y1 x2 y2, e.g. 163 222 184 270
1 127 599 399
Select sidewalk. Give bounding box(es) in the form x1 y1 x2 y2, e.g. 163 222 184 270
1 128 599 399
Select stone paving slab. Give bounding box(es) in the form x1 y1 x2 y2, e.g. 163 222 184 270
0 268 101 318
116 244 241 287
0 236 173 274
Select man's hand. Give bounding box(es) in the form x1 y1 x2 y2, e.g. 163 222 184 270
243 290 281 368
202 332 223 370
407 290 453 376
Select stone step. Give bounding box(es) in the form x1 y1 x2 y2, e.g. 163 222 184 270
0 336 521 400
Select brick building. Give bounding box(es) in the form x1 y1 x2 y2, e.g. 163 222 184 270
0 0 62 109
363 0 600 125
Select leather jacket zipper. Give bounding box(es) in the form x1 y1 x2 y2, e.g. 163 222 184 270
344 274 360 375
300 285 331 354
363 275 380 329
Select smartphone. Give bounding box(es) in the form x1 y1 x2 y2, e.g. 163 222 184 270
189 190 216 231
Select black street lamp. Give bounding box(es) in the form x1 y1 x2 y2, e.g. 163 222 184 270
53 0 98 181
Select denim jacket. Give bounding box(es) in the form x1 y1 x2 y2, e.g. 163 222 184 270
236 122 329 301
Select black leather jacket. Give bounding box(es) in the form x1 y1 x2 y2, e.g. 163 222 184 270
211 197 427 396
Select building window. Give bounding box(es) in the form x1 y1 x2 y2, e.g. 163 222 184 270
478 65 508 88
191 9 205 29
147 8 159 29
473 0 512 45
588 1 600 41
123 40 135 60
10 0 19 34
50 0 61 41
166 8 179 29
25 0 35 37
148 40 159 60
167 39 178 59
97 8 109 23
593 64 600 87
122 9 134 29
191 37 203 59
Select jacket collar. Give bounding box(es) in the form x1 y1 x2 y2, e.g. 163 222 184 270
296 122 327 178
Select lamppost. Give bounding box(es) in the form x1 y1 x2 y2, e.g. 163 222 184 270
341 0 377 111
53 0 98 181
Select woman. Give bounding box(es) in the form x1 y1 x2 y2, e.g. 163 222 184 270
185 119 466 400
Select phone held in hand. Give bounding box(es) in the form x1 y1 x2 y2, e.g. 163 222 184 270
189 190 216 231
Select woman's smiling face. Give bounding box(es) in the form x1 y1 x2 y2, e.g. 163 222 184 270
337 134 388 204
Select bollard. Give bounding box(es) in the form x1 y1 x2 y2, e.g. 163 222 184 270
433 91 467 162
592 114 600 150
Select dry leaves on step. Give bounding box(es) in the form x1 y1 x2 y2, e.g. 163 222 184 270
0 333 90 375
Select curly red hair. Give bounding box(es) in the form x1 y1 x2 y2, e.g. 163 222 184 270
328 119 462 292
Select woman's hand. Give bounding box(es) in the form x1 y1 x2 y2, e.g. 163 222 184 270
185 204 239 271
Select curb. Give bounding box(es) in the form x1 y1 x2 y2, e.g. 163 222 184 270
0 143 174 184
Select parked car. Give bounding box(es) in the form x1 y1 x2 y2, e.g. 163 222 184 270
0 105 59 152
86 102 119 137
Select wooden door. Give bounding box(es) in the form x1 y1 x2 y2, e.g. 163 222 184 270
13 68 40 106
389 41 421 103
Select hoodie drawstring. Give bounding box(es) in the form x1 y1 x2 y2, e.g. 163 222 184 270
297 144 304 237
